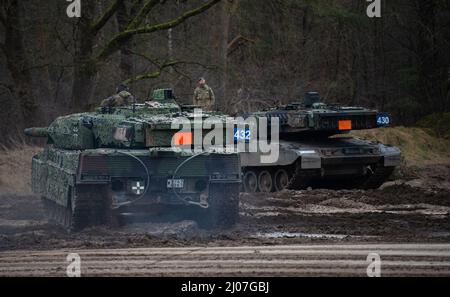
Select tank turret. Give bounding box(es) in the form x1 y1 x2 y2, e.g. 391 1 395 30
25 88 240 150
251 92 391 137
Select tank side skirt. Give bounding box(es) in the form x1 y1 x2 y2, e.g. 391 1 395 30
32 150 78 208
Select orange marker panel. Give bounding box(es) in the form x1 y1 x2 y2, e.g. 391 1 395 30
338 120 352 130
173 132 193 145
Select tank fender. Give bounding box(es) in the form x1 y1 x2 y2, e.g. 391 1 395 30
295 150 321 169
240 147 299 167
379 144 401 167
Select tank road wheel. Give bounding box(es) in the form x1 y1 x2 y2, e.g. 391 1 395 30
201 183 240 229
243 170 258 193
42 185 113 232
258 170 273 193
274 169 290 192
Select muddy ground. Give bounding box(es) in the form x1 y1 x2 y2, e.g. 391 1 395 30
0 165 449 252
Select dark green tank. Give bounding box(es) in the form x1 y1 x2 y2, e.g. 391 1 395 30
240 92 401 192
25 89 241 231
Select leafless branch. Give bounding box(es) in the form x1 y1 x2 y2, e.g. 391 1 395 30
122 60 182 84
23 63 76 72
128 50 164 69
53 23 75 58
227 35 257 56
126 0 160 30
91 0 125 34
129 49 218 70
97 0 221 61
123 59 216 84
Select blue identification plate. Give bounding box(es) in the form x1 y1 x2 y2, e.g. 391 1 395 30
376 113 391 127
234 128 252 143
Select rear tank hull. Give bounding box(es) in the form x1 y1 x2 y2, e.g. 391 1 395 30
32 147 241 231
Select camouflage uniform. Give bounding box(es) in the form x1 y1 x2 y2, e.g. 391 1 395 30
101 91 134 107
193 85 215 111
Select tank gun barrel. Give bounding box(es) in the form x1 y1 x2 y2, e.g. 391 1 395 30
24 127 49 138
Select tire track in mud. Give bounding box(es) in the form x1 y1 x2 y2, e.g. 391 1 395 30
1 244 450 276
1 179 450 252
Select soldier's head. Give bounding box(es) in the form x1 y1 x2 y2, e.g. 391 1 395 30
116 84 130 93
198 77 206 86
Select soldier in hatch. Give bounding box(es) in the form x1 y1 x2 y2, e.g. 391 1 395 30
193 77 216 111
101 84 135 107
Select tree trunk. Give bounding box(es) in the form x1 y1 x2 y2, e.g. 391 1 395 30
3 0 37 125
116 2 134 81
217 0 238 110
70 1 97 112
415 0 445 115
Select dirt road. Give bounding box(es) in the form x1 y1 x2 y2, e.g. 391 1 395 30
1 244 449 276
0 165 449 276
1 176 450 251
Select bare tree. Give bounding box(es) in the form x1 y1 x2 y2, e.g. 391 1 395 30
70 0 221 111
1 0 36 124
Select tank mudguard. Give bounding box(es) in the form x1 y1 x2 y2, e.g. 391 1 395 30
239 148 321 168
379 144 401 167
239 139 401 169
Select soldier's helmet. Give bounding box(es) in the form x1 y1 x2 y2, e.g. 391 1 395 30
116 84 130 93
304 91 321 108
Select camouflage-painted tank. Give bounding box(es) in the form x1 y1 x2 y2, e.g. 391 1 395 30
25 89 241 231
240 92 401 192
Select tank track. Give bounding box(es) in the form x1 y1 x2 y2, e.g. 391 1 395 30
242 162 394 192
286 161 318 190
42 185 112 232
200 183 239 229
360 166 395 189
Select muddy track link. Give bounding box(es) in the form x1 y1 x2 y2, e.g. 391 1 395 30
200 183 240 229
286 161 318 190
361 166 395 189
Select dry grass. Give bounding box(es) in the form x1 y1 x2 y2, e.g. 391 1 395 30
0 144 41 195
351 127 450 167
0 127 449 194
